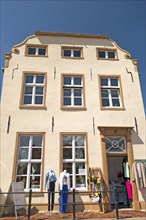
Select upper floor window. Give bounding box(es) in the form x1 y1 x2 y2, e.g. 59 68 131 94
20 72 46 108
26 45 47 56
16 134 44 191
97 49 118 60
62 47 83 58
99 76 124 109
61 74 86 109
61 134 87 190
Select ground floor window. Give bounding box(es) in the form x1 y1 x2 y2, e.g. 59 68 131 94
61 134 87 190
16 134 44 191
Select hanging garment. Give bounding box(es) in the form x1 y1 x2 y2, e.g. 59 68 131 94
125 180 132 199
123 161 130 178
59 170 70 190
45 169 57 212
59 170 70 213
59 184 68 213
132 162 146 190
48 182 55 211
45 169 57 189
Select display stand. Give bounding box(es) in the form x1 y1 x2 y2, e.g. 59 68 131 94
11 182 27 219
88 167 105 212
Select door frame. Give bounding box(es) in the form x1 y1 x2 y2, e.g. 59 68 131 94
98 126 140 210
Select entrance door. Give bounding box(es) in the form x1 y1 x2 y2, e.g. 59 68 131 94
107 155 132 208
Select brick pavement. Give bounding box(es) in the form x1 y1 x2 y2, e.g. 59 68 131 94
0 210 146 219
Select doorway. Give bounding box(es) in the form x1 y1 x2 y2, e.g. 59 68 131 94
107 155 132 208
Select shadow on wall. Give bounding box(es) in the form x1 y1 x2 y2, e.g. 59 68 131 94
37 35 114 47
131 129 144 145
67 193 84 212
140 188 146 202
0 188 6 213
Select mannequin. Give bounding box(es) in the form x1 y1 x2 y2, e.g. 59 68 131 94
45 168 57 214
59 170 70 213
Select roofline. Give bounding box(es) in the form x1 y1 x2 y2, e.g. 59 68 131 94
35 31 109 39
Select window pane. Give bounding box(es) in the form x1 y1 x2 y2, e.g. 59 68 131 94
76 175 86 187
63 163 72 174
64 50 71 56
63 136 72 146
32 148 42 159
108 51 115 58
74 50 81 57
98 51 105 58
32 136 42 147
28 48 36 55
31 163 41 175
25 75 34 83
64 77 71 85
17 163 28 175
74 77 81 85
64 98 71 106
112 99 120 107
63 148 72 159
64 89 71 96
111 78 118 86
75 136 84 146
76 163 85 174
102 99 110 107
20 136 30 146
38 48 46 55
75 148 85 159
74 89 81 97
30 176 40 189
105 137 126 152
36 76 44 84
18 148 29 159
36 87 44 94
24 86 33 94
74 98 82 106
101 78 108 86
24 96 32 104
111 90 119 97
35 96 43 104
101 90 109 97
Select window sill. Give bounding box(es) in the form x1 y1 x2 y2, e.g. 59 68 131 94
25 192 44 197
61 56 84 59
19 105 47 110
101 107 125 111
61 106 87 111
25 55 48 57
97 58 119 61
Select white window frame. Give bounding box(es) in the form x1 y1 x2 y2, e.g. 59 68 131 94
62 47 82 58
16 135 43 192
100 77 122 108
98 50 117 59
62 135 87 190
63 76 83 107
27 46 47 56
23 74 45 105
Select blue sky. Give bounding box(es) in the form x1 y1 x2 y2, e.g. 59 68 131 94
0 0 145 113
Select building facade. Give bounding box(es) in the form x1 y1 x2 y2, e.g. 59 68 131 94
1 32 146 212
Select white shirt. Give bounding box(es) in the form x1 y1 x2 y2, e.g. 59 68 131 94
59 170 70 190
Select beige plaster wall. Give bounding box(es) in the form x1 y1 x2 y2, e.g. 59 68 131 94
1 35 145 207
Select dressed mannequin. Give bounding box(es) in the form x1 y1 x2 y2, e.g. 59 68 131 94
45 168 57 214
59 170 70 213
